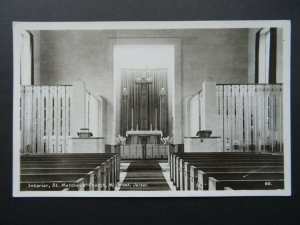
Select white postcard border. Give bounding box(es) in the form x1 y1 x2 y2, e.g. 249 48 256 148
13 20 291 197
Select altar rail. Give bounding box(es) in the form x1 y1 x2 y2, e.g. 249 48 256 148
20 83 105 154
120 144 169 159
216 84 283 152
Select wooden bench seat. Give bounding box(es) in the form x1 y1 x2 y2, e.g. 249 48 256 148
21 154 119 170
208 177 284 190
21 178 85 191
20 153 120 191
20 172 93 191
169 152 284 191
21 154 119 182
21 160 113 190
177 158 283 184
21 168 100 174
171 154 283 185
196 171 284 190
181 161 283 190
170 152 283 183
176 161 283 190
21 166 104 190
21 155 120 180
188 165 284 190
21 162 112 191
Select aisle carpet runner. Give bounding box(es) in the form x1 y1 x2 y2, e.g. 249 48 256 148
120 160 170 191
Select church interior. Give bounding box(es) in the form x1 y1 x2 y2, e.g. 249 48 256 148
16 26 285 192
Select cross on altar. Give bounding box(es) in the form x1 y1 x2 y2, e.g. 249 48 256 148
135 77 152 85
135 76 152 130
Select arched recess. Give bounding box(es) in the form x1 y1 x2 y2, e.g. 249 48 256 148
108 38 182 144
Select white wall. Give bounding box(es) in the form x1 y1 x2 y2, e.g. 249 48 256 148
31 31 41 85
189 94 200 136
276 28 284 83
185 81 219 138
248 28 284 83
33 29 249 144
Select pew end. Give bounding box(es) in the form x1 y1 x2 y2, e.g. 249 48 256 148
224 187 233 190
208 177 218 190
87 171 95 191
184 162 190 190
94 166 101 190
75 178 85 191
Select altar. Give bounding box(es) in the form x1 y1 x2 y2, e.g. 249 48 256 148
119 69 169 143
126 130 163 144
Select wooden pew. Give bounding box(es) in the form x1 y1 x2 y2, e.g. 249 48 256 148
21 153 119 178
170 152 282 184
21 166 101 190
20 153 120 191
178 160 282 190
21 160 112 191
208 177 284 190
21 178 85 191
21 153 120 183
181 162 283 191
21 158 114 190
189 165 284 190
196 171 284 190
21 171 95 191
179 158 282 188
21 153 120 182
183 160 283 190
169 152 283 191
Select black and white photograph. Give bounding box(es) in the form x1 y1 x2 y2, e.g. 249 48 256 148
12 21 291 197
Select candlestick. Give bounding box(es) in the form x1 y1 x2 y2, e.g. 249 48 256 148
131 108 133 130
155 108 157 130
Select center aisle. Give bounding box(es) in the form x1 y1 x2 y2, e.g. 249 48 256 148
120 160 171 191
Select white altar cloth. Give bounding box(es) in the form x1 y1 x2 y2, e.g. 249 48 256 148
126 130 163 137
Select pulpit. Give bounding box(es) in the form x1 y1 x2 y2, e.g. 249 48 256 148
184 136 222 152
69 137 105 153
